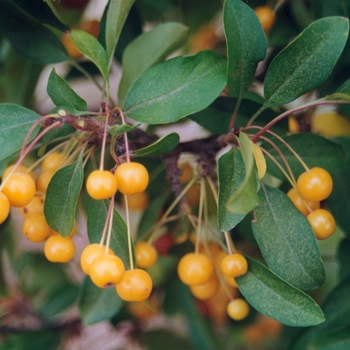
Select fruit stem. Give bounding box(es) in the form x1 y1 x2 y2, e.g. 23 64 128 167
229 98 242 131
114 106 131 163
105 196 115 254
146 176 199 245
99 198 114 247
249 98 350 143
195 177 206 255
0 120 61 191
124 195 134 270
261 147 295 186
99 105 110 171
257 135 296 184
224 231 234 255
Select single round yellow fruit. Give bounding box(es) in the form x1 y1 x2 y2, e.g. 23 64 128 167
311 111 350 137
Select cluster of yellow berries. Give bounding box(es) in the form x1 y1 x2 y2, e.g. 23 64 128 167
0 152 77 262
177 244 250 321
288 167 336 240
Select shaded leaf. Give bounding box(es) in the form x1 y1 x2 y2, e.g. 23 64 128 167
0 1 68 64
44 158 84 236
118 22 188 106
262 133 347 180
328 137 350 237
78 276 123 325
105 0 135 68
0 104 40 162
124 50 227 124
47 68 87 111
87 199 131 268
217 148 246 230
264 17 349 107
69 30 109 82
223 0 266 99
252 185 324 290
12 0 68 32
236 257 325 327
226 132 260 214
134 133 180 157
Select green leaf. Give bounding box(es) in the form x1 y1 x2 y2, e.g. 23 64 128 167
38 283 79 318
288 276 350 349
0 104 40 162
124 50 227 124
47 68 87 111
78 276 123 325
338 239 350 281
236 257 325 327
69 30 109 82
264 17 349 108
12 0 68 32
118 22 188 106
87 199 131 268
252 185 324 290
108 123 140 137
137 195 168 239
226 132 260 214
0 1 68 64
164 280 219 350
134 133 180 157
262 133 347 180
105 0 135 69
328 137 350 238
223 0 266 100
1 49 43 107
217 148 246 230
308 330 350 350
44 158 84 236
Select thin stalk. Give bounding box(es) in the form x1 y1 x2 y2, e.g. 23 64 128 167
124 195 134 270
99 198 114 247
195 177 206 254
250 98 350 143
229 98 242 131
105 196 115 254
258 135 296 184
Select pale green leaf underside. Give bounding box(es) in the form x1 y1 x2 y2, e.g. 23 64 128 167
226 132 260 214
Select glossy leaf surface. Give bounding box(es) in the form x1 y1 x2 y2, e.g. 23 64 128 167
134 133 180 157
0 104 39 162
118 22 188 106
223 0 266 99
236 257 325 326
47 69 87 111
264 17 349 107
44 159 84 236
252 185 324 290
124 50 227 124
